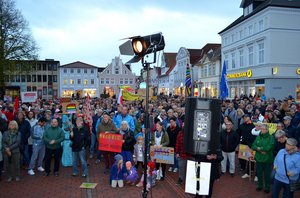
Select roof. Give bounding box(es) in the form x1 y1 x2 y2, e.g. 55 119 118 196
219 0 300 34
60 61 98 68
125 64 132 71
188 43 221 64
163 52 177 68
98 67 105 73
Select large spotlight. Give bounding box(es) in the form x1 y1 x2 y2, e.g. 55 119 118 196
119 32 165 63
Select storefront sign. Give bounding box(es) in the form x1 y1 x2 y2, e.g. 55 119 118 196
296 68 300 75
98 133 123 153
21 92 38 103
227 69 252 79
150 146 174 164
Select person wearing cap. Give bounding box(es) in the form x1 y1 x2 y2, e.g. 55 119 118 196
272 138 300 198
251 124 275 193
283 116 297 139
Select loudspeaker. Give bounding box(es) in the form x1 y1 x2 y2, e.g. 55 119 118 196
184 97 221 155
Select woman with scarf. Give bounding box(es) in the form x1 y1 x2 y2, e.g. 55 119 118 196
151 121 169 181
120 121 135 163
61 115 73 167
2 120 21 182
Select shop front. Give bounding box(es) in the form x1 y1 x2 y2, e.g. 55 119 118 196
61 89 74 98
83 89 97 97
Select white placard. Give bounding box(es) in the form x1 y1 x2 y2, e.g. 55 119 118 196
21 92 38 103
185 160 211 195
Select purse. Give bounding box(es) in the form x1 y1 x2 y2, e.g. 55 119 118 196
284 154 300 192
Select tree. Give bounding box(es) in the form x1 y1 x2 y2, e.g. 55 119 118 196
0 0 38 98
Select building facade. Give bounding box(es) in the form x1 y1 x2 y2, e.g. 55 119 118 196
219 0 300 100
4 59 60 99
158 53 176 95
99 57 137 97
60 61 99 98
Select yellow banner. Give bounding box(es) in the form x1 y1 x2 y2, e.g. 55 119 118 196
122 90 141 101
253 122 277 134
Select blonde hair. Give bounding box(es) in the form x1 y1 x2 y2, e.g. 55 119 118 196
9 120 18 131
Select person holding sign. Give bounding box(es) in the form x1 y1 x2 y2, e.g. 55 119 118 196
150 121 169 181
97 113 118 171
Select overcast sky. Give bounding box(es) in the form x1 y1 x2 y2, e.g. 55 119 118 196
15 0 243 74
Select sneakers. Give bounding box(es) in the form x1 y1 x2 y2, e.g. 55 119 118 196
72 173 78 177
136 182 143 187
173 168 178 173
81 174 87 178
7 177 13 182
89 154 93 159
15 177 21 182
241 173 250 179
168 167 173 172
37 167 45 172
28 169 35 176
95 159 100 164
254 176 258 182
54 172 59 177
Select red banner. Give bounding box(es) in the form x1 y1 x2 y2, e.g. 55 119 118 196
98 133 123 153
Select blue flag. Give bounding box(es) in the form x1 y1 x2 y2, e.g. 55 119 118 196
220 61 228 100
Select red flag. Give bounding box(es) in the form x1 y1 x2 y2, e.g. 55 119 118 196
117 89 123 105
84 94 93 134
13 96 19 115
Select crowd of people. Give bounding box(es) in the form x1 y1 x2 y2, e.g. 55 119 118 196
0 93 299 197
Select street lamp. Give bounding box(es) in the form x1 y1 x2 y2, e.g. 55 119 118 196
119 33 165 198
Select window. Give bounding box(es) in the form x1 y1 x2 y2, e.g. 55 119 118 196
115 68 119 74
27 75 31 82
224 54 229 70
77 69 81 73
77 79 81 84
43 75 47 82
15 75 20 82
208 65 212 76
248 25 253 35
27 86 31 91
43 87 47 95
120 78 124 84
37 64 42 71
106 70 109 74
64 80 67 85
239 30 243 39
70 79 74 85
100 78 104 84
91 69 94 74
125 70 127 74
91 79 94 84
32 64 36 71
129 79 133 84
53 75 57 82
70 69 74 73
84 79 88 85
43 64 47 71
239 49 244 67
259 20 263 31
105 78 109 84
48 64 52 71
84 69 87 74
125 78 129 84
204 65 208 77
258 42 264 63
48 75 52 82
48 88 53 95
248 46 254 66
32 86 37 91
10 75 15 82
231 52 236 69
21 75 26 82
53 64 57 71
110 78 115 84
32 75 36 82
212 64 216 75
64 68 67 73
231 34 234 43
201 67 205 77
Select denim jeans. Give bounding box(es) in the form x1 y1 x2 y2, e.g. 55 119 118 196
89 133 96 155
272 178 294 198
29 144 45 170
221 151 235 174
72 149 88 175
172 152 178 169
22 144 30 165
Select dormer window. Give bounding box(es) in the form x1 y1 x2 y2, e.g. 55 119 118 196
243 4 253 16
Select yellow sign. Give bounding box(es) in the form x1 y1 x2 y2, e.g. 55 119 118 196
227 69 252 79
296 68 300 75
253 122 277 135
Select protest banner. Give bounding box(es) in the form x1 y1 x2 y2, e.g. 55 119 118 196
21 92 37 103
253 122 277 134
150 146 174 164
238 144 255 161
98 133 123 153
62 101 79 114
185 161 211 195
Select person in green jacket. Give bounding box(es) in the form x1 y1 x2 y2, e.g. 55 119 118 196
43 118 64 176
251 124 275 194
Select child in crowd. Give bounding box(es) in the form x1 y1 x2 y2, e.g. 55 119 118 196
110 154 126 188
123 161 139 185
136 161 157 191
133 135 144 170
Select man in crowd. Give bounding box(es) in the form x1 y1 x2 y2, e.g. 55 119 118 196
113 106 135 131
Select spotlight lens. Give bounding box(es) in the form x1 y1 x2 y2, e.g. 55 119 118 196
133 40 144 54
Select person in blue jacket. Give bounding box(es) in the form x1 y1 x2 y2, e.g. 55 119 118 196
113 106 135 132
110 154 126 188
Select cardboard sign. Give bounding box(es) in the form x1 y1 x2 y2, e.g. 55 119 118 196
21 92 37 103
80 183 97 189
150 146 174 164
98 133 123 153
238 144 256 161
185 161 211 195
62 101 79 114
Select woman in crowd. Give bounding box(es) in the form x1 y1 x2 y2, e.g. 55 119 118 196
2 120 22 182
61 115 73 167
120 121 135 163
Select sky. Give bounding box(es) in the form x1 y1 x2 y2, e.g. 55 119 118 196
15 0 243 74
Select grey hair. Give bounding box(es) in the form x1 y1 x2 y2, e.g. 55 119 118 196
275 130 286 139
121 121 129 129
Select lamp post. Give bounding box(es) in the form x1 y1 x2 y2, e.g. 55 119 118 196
119 33 165 198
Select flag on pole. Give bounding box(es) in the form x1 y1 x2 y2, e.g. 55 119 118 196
13 96 19 115
220 61 229 100
117 89 123 105
185 64 192 96
84 94 93 134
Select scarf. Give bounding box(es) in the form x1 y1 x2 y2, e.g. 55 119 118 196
156 130 162 138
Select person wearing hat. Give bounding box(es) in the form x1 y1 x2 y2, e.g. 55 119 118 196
283 116 297 139
110 154 126 188
272 138 300 198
